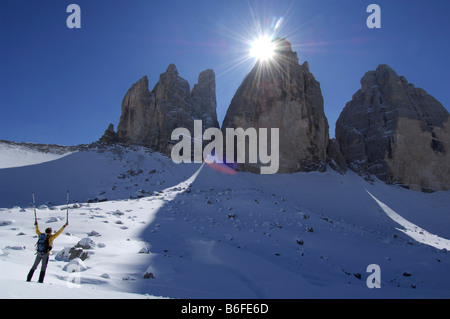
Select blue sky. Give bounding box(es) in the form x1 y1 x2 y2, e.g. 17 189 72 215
1 0 449 145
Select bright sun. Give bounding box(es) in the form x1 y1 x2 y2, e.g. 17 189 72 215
250 35 276 62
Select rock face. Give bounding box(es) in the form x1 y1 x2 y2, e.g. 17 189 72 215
221 38 329 173
336 64 450 191
114 64 219 155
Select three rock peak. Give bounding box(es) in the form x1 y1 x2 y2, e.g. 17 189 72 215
101 41 450 191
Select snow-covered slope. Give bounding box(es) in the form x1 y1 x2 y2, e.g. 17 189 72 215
0 141 449 299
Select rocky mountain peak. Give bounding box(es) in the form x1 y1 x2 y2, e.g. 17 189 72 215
336 64 450 191
222 38 329 173
191 69 219 129
133 75 150 91
165 63 179 76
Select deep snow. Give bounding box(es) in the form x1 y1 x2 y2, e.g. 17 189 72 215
0 141 449 299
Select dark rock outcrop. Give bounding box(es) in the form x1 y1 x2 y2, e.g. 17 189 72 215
335 64 450 191
327 138 346 174
99 123 118 144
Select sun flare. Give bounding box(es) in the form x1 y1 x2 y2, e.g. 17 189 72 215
250 35 276 62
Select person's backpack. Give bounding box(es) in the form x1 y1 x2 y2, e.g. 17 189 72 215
36 233 51 254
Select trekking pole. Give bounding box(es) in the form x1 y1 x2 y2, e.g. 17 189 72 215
32 192 37 223
66 191 69 224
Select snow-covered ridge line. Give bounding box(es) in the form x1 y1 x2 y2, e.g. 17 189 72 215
0 139 79 154
0 140 80 169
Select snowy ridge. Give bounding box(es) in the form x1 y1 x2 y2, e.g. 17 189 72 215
0 140 76 169
0 143 449 298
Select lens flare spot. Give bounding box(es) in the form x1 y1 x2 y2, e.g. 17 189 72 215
250 35 276 61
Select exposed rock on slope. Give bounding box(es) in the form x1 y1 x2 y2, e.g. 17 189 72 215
221 38 329 173
335 64 450 191
112 64 218 156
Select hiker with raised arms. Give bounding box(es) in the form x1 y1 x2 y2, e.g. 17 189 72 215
26 220 68 283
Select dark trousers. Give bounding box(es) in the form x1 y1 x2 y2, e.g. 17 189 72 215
27 252 49 283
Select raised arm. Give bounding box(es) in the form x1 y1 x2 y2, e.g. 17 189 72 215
34 221 42 236
51 222 68 240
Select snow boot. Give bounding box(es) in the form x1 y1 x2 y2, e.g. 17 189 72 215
26 269 35 282
38 271 46 283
